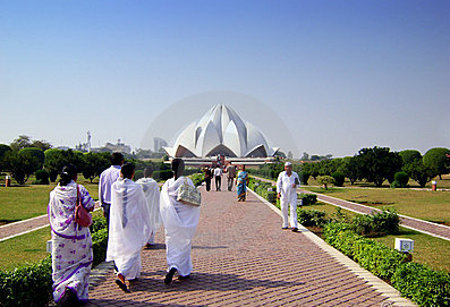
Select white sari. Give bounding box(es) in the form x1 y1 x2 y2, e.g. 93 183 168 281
48 180 95 304
160 177 200 276
106 178 151 280
136 177 161 244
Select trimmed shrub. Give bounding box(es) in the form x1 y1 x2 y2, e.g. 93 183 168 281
351 209 399 236
323 223 407 280
297 209 327 227
34 169 50 185
391 262 450 307
393 171 409 188
299 193 317 206
134 170 144 181
331 171 345 187
190 173 204 187
153 169 173 181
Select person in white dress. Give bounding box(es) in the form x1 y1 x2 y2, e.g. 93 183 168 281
276 162 300 232
136 167 161 248
106 162 151 292
160 158 201 284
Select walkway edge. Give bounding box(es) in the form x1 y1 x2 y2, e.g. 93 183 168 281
248 189 417 307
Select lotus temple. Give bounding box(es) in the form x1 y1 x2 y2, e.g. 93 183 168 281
164 104 279 165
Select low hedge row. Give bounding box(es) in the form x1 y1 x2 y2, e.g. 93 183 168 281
0 215 109 307
323 223 450 306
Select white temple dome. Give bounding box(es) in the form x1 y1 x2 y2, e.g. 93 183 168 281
164 104 279 158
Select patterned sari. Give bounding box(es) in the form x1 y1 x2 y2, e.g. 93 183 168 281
48 180 95 304
236 170 248 201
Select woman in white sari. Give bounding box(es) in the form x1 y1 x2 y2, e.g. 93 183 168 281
160 158 200 284
48 164 95 306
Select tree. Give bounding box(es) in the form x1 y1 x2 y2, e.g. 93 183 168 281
340 156 358 185
0 144 12 171
423 147 450 179
31 140 52 151
317 175 334 189
403 159 434 187
44 149 85 182
10 135 52 151
399 150 422 165
82 152 111 183
353 147 402 187
3 150 41 185
19 147 44 170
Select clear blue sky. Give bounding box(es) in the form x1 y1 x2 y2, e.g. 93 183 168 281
1 0 449 157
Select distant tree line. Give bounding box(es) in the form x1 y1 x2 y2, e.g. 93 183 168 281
0 136 173 185
249 146 449 188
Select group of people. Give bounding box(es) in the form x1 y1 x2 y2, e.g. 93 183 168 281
48 153 200 306
202 162 250 202
48 153 301 306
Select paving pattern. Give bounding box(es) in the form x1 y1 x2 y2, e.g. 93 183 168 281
85 185 411 307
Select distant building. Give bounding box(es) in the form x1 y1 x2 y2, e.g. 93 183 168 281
153 137 168 152
103 139 132 154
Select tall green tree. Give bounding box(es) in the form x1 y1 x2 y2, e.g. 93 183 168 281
0 144 12 171
44 149 85 182
3 150 41 185
19 147 44 170
423 147 450 179
82 152 111 183
354 147 402 187
399 150 422 165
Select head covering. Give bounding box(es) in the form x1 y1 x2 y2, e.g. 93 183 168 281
285 162 292 167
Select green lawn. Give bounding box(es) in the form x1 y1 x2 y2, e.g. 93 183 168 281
0 226 51 271
0 179 99 225
303 187 450 225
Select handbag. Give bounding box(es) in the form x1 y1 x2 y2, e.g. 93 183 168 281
177 178 202 207
75 185 93 227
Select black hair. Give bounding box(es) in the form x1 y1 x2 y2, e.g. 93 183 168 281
171 158 185 179
111 152 124 165
59 164 77 186
121 162 135 179
144 166 153 178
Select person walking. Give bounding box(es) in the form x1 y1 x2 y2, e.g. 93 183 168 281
225 162 236 191
99 152 124 231
48 164 95 306
202 166 212 192
106 163 152 292
160 159 201 284
236 165 249 201
213 165 223 191
136 167 161 248
276 162 300 232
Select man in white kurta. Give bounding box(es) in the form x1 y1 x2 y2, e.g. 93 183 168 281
106 163 151 288
276 162 300 232
136 167 161 247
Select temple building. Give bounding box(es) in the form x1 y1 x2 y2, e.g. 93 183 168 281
164 104 279 159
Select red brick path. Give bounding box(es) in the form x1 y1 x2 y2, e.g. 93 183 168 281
86 187 395 306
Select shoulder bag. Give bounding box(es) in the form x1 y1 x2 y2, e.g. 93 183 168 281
177 178 202 207
75 185 93 227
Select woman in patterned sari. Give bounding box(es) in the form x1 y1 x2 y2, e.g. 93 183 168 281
236 165 249 202
48 164 95 306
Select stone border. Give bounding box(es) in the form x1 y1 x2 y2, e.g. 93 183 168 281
248 189 417 307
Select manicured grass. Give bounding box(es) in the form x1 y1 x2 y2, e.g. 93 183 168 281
0 226 51 271
0 210 104 271
0 178 99 225
371 227 450 273
303 187 450 224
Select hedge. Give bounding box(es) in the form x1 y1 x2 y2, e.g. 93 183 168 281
0 215 109 307
323 223 450 306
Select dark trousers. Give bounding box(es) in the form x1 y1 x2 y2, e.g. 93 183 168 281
215 176 221 191
102 203 111 232
205 178 211 191
228 177 235 191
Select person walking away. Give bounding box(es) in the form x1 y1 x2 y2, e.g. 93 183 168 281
225 162 236 191
136 167 161 248
202 166 212 192
48 164 95 306
106 163 152 292
99 152 124 232
160 159 201 284
276 162 300 232
236 165 249 201
213 165 222 191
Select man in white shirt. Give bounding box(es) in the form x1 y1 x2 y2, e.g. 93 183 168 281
213 165 223 191
99 152 124 231
276 162 300 232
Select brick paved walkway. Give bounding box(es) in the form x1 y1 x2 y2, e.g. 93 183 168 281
86 186 413 307
253 176 450 241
